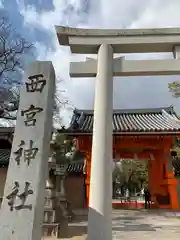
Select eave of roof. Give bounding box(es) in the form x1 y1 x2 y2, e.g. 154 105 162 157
59 131 180 136
59 106 180 135
0 127 14 133
73 106 176 115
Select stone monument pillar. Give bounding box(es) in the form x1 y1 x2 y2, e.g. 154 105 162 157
88 44 113 240
0 61 55 240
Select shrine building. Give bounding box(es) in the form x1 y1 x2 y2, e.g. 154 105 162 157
1 106 180 211
61 106 180 210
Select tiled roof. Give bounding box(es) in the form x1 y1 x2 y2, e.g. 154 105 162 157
0 149 10 165
65 106 180 135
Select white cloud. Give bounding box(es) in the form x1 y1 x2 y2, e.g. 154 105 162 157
0 0 4 8
17 0 88 30
17 0 180 123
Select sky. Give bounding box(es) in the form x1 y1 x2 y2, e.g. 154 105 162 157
1 0 180 125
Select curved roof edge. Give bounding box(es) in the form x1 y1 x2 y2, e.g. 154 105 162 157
60 106 180 135
73 106 176 115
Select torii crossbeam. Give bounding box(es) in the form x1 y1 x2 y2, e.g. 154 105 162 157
70 57 180 77
56 26 180 240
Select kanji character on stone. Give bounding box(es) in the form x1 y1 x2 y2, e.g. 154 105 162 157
15 182 34 210
6 181 19 211
13 140 38 166
13 140 25 166
6 181 34 211
25 74 46 93
21 104 43 127
24 140 38 166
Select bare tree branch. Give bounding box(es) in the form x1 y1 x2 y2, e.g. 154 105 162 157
0 16 34 86
53 76 74 125
0 13 34 121
0 13 71 125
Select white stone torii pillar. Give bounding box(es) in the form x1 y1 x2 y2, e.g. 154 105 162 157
56 26 180 240
87 44 113 239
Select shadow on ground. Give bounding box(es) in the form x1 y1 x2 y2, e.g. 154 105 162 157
62 208 180 238
112 223 161 232
66 219 160 238
113 216 143 221
66 225 87 238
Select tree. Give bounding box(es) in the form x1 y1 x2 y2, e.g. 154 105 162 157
166 83 180 176
171 138 180 177
168 81 180 98
52 78 72 126
50 131 77 165
0 86 19 121
0 14 71 123
0 78 71 123
0 15 34 86
112 159 148 196
167 80 180 175
0 12 34 121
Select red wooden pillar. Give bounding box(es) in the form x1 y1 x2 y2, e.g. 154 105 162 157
149 148 179 210
148 151 164 208
76 136 92 208
162 149 179 210
84 151 91 207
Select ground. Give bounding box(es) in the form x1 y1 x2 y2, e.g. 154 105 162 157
112 209 180 239
42 209 180 239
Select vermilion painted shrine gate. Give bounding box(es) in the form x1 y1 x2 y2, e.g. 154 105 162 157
62 106 180 210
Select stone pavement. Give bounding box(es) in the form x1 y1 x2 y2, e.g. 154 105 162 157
42 209 180 239
112 209 180 239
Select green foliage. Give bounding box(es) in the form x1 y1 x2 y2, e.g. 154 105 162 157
112 159 148 191
171 137 180 159
51 132 76 164
170 138 180 177
168 81 180 98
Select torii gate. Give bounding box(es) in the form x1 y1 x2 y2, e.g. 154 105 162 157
56 26 180 240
